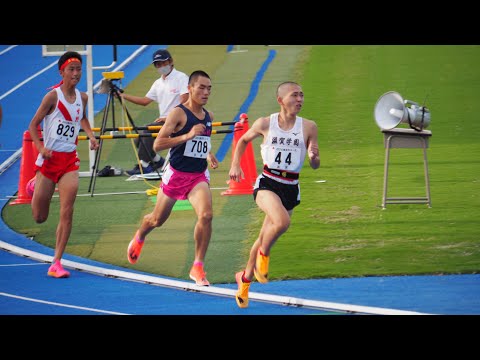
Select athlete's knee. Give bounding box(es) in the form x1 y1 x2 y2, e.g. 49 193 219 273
60 205 74 217
145 213 164 228
280 221 291 234
59 206 74 224
33 212 48 224
145 213 161 227
198 210 213 224
273 217 290 235
151 218 164 227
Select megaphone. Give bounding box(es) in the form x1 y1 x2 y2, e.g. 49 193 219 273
374 91 431 131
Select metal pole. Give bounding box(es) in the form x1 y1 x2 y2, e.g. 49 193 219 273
382 136 391 209
80 45 95 178
422 139 432 208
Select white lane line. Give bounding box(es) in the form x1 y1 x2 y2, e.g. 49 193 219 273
0 45 18 55
0 59 58 101
0 263 45 267
0 148 22 176
0 292 129 315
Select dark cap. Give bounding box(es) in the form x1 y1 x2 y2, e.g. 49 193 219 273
152 49 172 63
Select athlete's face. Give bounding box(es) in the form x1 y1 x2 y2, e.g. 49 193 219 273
61 62 82 85
189 76 212 105
279 84 304 114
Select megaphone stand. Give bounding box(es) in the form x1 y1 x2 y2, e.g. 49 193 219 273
381 128 432 209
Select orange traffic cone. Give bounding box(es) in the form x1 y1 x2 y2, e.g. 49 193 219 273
10 130 39 205
222 113 258 196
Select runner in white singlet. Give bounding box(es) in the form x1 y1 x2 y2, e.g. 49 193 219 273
228 81 320 308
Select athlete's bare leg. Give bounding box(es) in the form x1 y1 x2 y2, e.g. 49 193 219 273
243 190 292 280
188 181 213 263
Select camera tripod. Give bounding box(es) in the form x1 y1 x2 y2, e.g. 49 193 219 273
87 76 162 196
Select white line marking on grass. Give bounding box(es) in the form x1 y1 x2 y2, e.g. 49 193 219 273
5 187 230 200
315 180 327 183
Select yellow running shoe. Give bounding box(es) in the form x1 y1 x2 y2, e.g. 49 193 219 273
235 271 251 308
127 232 144 264
189 264 210 286
254 250 269 284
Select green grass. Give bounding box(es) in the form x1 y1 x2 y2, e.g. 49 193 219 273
3 45 479 284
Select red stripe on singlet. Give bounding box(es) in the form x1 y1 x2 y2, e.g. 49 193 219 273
57 101 72 121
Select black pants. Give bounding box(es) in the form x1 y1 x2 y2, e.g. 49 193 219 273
134 122 157 163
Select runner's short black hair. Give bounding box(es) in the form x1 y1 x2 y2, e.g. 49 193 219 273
58 51 82 70
189 70 210 86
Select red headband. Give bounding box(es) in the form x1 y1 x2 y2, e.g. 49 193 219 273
48 57 82 89
60 57 81 71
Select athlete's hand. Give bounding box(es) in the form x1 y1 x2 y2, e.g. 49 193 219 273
308 143 320 169
188 123 206 139
228 164 244 183
40 146 53 159
208 153 219 169
90 138 100 151
308 143 319 161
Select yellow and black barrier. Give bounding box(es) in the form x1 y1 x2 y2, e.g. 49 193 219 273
78 129 234 140
82 121 238 133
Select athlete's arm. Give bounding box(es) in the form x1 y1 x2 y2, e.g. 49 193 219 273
304 119 320 169
229 116 268 182
28 90 56 159
153 107 205 152
79 92 99 151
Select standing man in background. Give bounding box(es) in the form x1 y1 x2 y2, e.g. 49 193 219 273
228 81 320 307
120 49 189 175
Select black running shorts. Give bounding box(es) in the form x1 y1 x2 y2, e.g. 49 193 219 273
253 174 300 211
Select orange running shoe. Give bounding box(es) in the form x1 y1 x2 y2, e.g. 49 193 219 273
254 249 269 284
189 264 210 286
127 232 144 264
235 271 251 308
47 260 70 278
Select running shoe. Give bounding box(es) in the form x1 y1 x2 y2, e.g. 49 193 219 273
126 164 154 176
235 271 251 308
47 260 70 278
127 232 144 264
189 264 210 286
152 158 165 170
254 250 270 284
26 176 36 198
